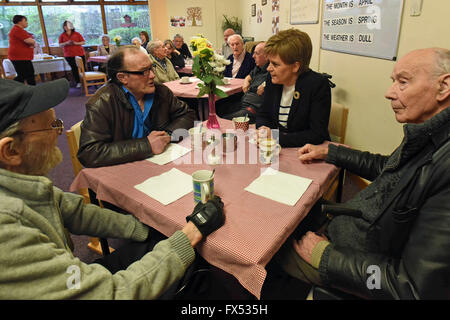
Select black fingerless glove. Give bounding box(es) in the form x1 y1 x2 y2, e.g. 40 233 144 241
186 196 224 237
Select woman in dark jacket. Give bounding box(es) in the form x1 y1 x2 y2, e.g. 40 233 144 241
256 29 331 147
164 39 185 70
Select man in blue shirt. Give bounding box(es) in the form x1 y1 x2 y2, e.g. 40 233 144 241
78 45 195 168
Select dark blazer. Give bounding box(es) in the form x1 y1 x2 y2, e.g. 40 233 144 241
224 51 256 79
256 69 331 147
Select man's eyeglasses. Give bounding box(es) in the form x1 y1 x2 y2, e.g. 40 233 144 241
119 65 155 77
18 119 64 136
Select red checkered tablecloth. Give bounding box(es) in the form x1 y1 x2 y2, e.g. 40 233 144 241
70 118 338 298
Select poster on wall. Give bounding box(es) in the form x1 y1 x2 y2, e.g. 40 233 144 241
272 0 280 12
170 17 186 27
272 16 280 34
290 0 320 24
187 7 203 26
321 0 404 60
257 9 263 23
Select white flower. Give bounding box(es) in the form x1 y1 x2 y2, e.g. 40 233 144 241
208 62 217 68
214 66 225 73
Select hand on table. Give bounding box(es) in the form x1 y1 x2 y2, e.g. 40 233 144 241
186 196 225 240
147 130 171 154
297 144 329 164
293 231 328 265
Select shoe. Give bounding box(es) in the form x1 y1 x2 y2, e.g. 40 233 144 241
76 83 81 88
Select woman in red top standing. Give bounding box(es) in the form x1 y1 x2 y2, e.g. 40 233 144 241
8 15 36 85
59 20 86 88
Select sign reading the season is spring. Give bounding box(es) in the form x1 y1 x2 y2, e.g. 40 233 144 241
321 0 404 60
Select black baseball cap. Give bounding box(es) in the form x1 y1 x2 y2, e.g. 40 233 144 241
0 78 69 133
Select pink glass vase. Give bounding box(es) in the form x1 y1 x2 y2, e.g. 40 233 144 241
206 92 220 129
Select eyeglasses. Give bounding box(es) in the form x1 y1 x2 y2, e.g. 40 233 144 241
119 65 155 77
18 119 64 136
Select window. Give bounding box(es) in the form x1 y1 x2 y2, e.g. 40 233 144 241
0 6 43 48
0 1 150 49
104 5 150 45
42 5 102 46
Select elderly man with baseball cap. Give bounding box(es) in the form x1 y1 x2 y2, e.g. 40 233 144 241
0 78 224 299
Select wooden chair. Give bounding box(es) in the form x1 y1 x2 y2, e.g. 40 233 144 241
65 121 114 255
75 56 106 96
323 103 349 202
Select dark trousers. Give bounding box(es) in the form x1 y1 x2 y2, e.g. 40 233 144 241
93 234 197 300
65 56 85 84
11 60 36 85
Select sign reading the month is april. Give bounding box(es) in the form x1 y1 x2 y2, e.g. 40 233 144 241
321 0 404 60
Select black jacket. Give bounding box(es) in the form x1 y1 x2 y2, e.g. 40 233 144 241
256 69 331 147
321 107 450 299
224 51 256 79
77 82 195 168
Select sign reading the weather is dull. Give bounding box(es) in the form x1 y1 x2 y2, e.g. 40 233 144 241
321 0 404 60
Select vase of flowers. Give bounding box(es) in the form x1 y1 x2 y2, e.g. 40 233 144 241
113 35 122 47
190 35 230 129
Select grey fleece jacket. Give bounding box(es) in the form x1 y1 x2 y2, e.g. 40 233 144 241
0 168 195 299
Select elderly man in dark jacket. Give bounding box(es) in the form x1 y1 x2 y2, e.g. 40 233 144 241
78 45 195 168
277 47 450 299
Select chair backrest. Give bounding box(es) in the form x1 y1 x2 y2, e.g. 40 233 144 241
65 120 83 177
75 56 85 78
328 103 348 144
2 59 17 79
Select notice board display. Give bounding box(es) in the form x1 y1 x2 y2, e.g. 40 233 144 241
321 0 404 60
290 0 320 24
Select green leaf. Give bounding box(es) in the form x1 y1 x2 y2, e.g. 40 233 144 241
214 88 228 98
198 86 210 98
203 75 213 84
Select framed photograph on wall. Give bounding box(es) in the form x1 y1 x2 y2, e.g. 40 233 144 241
262 0 267 5
251 4 256 17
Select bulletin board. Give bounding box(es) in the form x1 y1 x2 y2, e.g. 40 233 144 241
290 0 320 24
321 0 404 60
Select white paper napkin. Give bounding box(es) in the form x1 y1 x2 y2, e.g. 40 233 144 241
134 168 192 205
244 167 313 206
147 143 191 165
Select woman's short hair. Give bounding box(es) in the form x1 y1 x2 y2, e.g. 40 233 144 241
100 34 110 41
265 28 312 74
140 31 150 42
13 15 26 24
131 37 142 45
147 40 162 55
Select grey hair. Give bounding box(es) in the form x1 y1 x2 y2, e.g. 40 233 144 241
100 34 110 41
228 34 243 45
434 48 450 75
131 37 141 44
0 121 21 140
173 34 184 40
146 40 162 55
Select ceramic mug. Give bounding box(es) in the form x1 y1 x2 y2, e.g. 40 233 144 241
192 170 215 204
232 116 250 132
259 139 281 164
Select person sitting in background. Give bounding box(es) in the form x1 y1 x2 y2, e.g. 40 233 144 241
222 28 235 60
131 37 148 55
224 34 256 79
164 39 185 70
97 34 117 56
173 34 192 60
78 46 195 168
147 40 180 84
139 30 150 49
222 42 269 123
0 78 224 300
276 47 450 299
256 29 331 148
